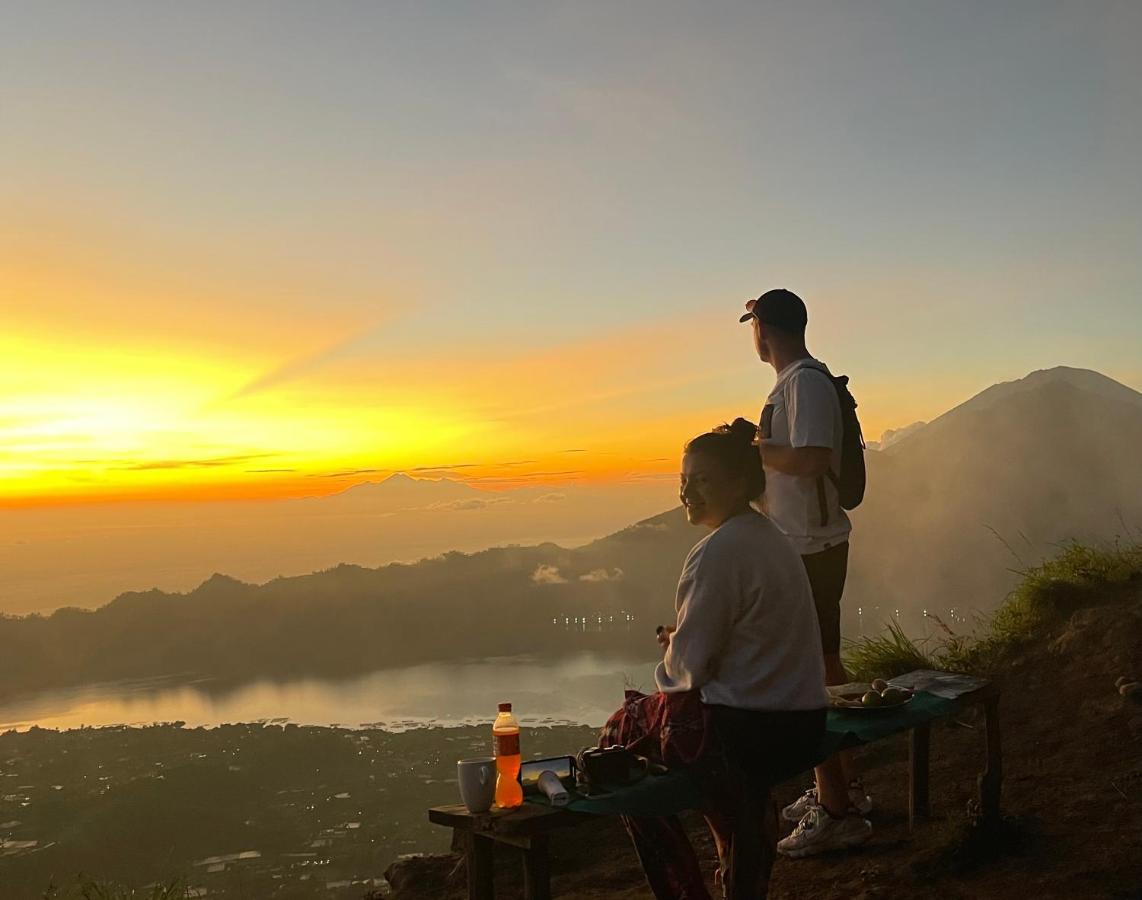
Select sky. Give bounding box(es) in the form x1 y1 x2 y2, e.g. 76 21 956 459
3 0 1141 507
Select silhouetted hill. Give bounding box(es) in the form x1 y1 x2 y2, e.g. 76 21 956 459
0 471 675 617
847 367 1142 633
0 508 694 700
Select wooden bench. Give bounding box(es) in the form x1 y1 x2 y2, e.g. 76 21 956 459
904 679 1002 831
427 803 589 900
428 678 1002 900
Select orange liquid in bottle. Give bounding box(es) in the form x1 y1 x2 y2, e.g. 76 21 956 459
493 702 523 809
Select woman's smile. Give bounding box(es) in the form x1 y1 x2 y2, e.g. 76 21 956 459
681 496 705 522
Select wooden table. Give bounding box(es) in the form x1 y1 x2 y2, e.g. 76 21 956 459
903 680 1002 831
427 803 586 900
430 678 1003 899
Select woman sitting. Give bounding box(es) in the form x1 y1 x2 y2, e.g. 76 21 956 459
615 419 829 899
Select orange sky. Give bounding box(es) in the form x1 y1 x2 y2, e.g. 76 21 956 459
5 3 1141 509
6 217 1139 508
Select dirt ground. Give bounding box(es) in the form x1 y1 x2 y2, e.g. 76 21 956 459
385 589 1142 899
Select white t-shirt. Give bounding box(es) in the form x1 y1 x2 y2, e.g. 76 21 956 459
655 511 828 711
758 358 852 556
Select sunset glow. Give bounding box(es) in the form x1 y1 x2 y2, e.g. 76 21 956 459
4 3 1140 509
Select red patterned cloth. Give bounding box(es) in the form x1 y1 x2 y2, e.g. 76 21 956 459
601 690 779 899
599 689 716 769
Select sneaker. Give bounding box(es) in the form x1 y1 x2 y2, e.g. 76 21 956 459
781 781 873 823
781 786 819 823
777 803 872 858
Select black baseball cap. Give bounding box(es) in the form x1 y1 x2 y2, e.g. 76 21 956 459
739 288 808 333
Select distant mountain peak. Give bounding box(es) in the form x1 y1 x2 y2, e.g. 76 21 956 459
1003 365 1138 392
379 472 426 485
960 366 1142 416
321 471 487 509
190 573 249 594
882 366 1141 456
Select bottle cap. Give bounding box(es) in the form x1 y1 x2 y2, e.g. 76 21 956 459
497 702 512 712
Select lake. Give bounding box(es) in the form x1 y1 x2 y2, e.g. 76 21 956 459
0 653 660 732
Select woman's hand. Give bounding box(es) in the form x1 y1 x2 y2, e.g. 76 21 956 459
656 625 676 652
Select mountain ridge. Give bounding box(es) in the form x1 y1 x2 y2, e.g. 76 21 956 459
885 365 1142 455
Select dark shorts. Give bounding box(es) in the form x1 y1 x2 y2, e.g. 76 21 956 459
707 705 828 787
802 541 849 655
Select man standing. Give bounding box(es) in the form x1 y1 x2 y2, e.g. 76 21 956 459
740 288 873 857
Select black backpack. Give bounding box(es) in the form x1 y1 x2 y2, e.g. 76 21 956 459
829 373 867 510
802 363 866 516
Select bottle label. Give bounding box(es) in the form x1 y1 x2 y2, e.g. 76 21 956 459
495 731 520 757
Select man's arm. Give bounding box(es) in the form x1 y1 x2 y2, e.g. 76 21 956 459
758 441 832 478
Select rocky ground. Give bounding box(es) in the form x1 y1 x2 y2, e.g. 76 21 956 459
384 587 1142 900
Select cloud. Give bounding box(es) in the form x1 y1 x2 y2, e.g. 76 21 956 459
533 493 566 504
470 470 585 482
410 460 538 477
311 468 383 479
531 564 567 585
427 497 511 512
872 421 928 450
579 567 623 582
115 454 275 471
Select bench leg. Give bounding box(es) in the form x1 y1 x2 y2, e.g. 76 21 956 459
522 835 551 900
464 832 494 900
909 723 931 831
977 694 1003 823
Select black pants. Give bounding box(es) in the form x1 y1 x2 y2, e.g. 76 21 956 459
708 705 828 787
802 541 849 655
624 706 826 899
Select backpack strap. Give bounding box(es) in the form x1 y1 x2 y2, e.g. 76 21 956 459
798 360 839 524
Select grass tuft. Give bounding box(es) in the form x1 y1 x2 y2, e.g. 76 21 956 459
947 539 1142 673
843 619 936 682
846 539 1142 679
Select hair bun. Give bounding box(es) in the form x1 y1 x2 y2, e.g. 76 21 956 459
728 417 758 445
685 420 766 501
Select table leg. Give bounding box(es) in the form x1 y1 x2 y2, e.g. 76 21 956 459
465 831 494 900
977 694 1003 823
522 834 551 900
909 723 931 831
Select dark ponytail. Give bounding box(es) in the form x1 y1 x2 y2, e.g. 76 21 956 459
684 417 766 500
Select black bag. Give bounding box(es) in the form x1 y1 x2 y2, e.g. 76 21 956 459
576 745 648 789
827 372 866 510
802 363 866 518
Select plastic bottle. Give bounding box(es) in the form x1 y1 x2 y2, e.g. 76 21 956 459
492 701 523 809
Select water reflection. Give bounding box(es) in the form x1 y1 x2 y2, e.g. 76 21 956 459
0 653 659 732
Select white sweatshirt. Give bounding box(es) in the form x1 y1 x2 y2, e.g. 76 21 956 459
655 511 828 710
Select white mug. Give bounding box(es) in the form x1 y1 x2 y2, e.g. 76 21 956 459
457 757 497 813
